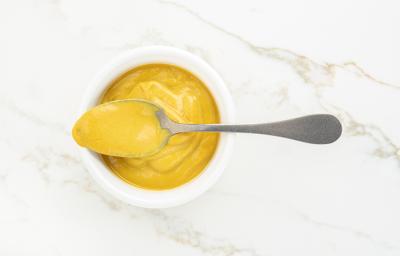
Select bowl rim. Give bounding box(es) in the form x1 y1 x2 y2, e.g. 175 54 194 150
77 46 235 208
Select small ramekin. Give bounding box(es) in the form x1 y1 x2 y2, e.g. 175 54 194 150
78 46 235 208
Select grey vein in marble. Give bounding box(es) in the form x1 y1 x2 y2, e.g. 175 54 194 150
148 210 266 256
19 146 82 186
209 190 400 252
337 62 399 89
296 209 400 251
157 0 399 90
326 105 400 164
63 178 123 211
1 101 68 136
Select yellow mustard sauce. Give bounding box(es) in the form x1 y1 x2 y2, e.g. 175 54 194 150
72 100 171 157
99 64 220 190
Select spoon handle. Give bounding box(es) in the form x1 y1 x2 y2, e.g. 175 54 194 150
172 114 342 144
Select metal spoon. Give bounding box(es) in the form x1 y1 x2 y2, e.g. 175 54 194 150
151 101 342 144
78 99 342 158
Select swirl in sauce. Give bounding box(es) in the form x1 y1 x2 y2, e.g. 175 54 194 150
101 64 219 190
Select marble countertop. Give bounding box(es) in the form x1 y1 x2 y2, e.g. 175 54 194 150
1 0 400 255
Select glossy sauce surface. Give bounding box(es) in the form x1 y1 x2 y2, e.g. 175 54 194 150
101 64 220 190
72 100 170 157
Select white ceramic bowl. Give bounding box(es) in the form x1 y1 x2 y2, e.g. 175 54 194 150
78 46 235 208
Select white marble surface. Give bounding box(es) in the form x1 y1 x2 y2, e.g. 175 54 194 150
1 0 400 255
